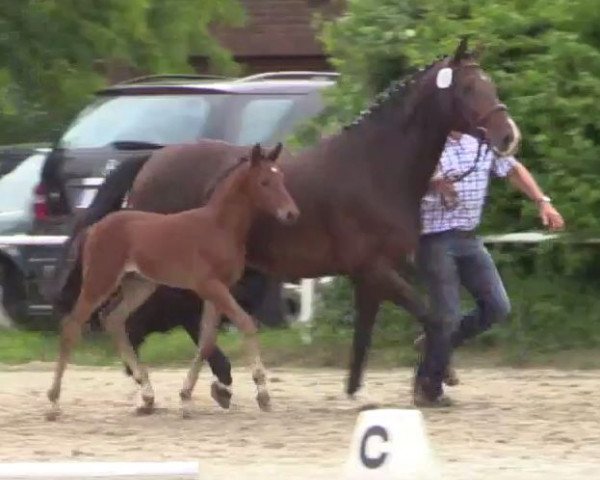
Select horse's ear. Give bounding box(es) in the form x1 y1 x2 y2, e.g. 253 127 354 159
473 41 485 61
250 143 262 166
451 36 470 65
267 142 283 162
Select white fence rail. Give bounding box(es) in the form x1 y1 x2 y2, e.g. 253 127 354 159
0 232 596 325
293 232 600 324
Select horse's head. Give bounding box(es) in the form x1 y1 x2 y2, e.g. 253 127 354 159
436 37 521 156
243 142 300 225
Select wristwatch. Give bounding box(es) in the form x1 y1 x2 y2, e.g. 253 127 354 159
536 195 552 205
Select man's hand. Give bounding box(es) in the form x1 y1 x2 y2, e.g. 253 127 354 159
538 202 565 231
430 178 458 209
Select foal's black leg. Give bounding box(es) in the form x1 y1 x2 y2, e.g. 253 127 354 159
124 330 145 384
180 312 233 388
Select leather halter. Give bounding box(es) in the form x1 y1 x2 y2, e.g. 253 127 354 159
445 63 507 185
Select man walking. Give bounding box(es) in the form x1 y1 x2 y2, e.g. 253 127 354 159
414 131 564 405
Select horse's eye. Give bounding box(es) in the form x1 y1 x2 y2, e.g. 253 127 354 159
463 84 474 95
261 179 270 187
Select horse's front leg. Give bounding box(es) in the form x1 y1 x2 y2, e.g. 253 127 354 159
346 276 381 398
346 262 451 407
377 266 451 407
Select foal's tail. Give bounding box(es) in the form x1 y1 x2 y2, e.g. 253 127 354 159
51 154 154 315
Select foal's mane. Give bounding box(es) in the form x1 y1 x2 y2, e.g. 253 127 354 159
343 54 451 131
203 157 249 203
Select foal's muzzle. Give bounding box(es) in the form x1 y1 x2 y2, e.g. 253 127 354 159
277 207 300 225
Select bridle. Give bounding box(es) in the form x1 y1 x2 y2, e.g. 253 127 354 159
445 63 508 184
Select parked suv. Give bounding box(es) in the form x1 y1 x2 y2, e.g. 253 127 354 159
22 71 338 326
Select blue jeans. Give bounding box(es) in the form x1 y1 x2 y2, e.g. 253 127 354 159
416 230 511 347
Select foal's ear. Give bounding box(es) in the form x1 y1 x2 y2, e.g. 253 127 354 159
451 35 470 65
250 143 263 166
267 142 283 162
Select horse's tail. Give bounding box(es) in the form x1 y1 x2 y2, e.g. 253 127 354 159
51 154 154 315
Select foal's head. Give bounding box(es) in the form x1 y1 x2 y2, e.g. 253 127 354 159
441 37 521 156
241 143 300 225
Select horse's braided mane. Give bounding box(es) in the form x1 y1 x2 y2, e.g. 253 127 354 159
203 156 250 203
343 54 449 131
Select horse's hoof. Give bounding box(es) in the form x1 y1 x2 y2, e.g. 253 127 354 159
346 377 360 398
210 381 232 410
141 393 155 409
414 393 454 408
134 405 155 416
47 388 59 403
256 390 271 412
413 333 460 387
357 403 380 412
44 403 61 422
444 366 460 386
412 378 453 409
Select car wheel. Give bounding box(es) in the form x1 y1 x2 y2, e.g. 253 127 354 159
0 264 27 329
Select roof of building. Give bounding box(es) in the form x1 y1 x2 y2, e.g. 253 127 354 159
211 0 345 57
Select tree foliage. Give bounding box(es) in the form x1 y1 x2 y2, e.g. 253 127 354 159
300 0 600 237
0 0 244 143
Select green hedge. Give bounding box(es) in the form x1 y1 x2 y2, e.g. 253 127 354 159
311 242 600 357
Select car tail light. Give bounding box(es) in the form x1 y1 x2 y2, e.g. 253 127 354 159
33 183 49 220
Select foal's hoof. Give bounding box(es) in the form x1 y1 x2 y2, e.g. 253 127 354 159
180 402 194 420
256 390 271 412
135 395 155 416
210 381 232 410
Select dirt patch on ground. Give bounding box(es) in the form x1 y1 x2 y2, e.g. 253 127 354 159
0 364 598 479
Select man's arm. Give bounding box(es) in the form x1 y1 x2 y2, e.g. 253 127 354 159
506 160 565 231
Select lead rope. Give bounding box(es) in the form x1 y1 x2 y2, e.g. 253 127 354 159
440 133 490 210
448 134 489 183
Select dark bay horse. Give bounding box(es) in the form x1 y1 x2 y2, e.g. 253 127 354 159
52 38 521 406
46 143 299 419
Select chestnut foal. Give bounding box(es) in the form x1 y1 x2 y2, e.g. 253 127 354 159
46 143 299 419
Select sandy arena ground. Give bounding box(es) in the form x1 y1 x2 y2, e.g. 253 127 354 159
0 364 599 479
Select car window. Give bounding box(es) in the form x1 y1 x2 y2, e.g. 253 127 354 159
234 97 296 145
0 153 45 213
58 90 325 150
59 94 224 149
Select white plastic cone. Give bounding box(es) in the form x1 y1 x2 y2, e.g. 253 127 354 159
343 408 442 480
